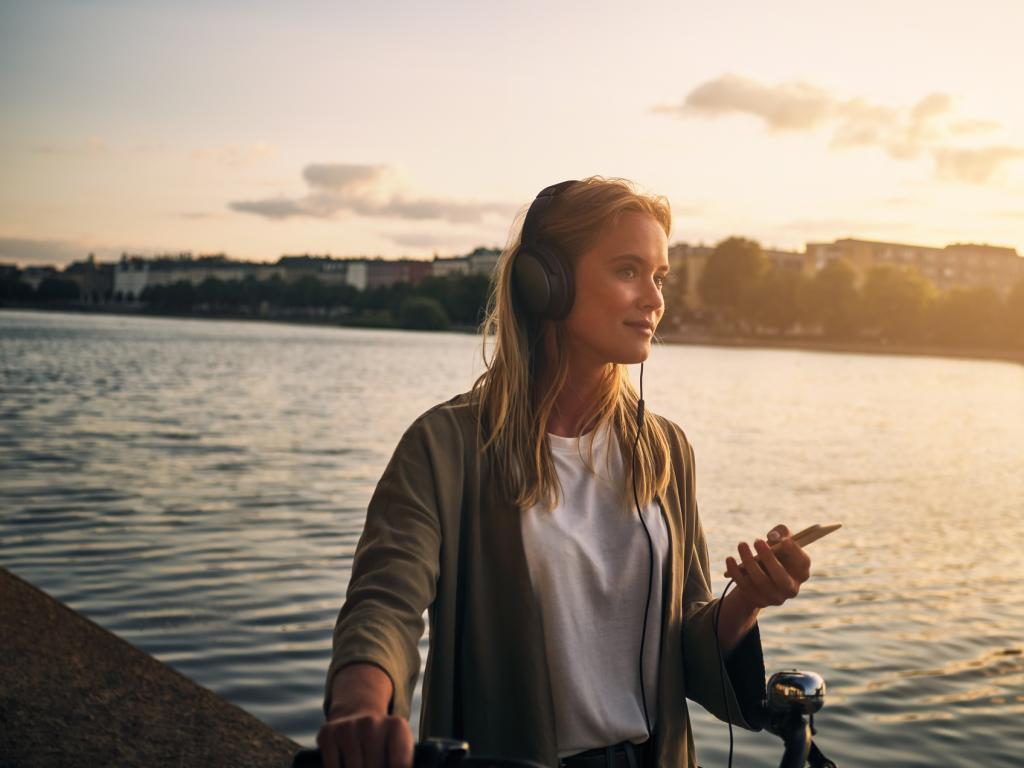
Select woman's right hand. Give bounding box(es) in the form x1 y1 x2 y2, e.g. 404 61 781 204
318 663 414 768
316 709 414 768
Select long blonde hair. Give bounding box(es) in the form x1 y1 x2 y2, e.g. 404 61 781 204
471 176 674 513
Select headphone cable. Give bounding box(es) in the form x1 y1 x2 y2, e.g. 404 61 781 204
631 362 655 739
712 578 737 768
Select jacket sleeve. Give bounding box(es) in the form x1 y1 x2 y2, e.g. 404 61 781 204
323 414 446 720
678 434 767 731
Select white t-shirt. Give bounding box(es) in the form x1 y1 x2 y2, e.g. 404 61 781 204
520 424 669 757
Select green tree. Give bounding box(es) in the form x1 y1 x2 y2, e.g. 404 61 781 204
35 277 80 303
398 296 450 330
862 265 934 343
143 280 195 310
805 258 861 339
698 237 766 329
751 267 808 334
446 274 492 326
196 276 230 307
929 287 1003 347
1003 278 1024 348
0 272 34 302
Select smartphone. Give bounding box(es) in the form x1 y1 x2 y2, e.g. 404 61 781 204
724 522 841 577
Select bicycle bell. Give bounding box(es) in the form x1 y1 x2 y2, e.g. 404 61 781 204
767 670 826 714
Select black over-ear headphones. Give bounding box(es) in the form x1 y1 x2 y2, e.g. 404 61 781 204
512 179 579 321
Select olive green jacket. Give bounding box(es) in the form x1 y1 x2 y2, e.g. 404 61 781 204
325 393 765 768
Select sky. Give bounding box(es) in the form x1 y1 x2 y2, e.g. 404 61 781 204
3 0 1024 267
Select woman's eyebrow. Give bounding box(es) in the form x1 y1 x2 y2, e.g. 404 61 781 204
608 253 670 272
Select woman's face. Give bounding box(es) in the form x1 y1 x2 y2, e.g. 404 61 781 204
562 211 669 368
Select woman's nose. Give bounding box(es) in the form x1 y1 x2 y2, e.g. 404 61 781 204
640 278 664 311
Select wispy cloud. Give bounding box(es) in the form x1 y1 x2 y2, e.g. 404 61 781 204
229 163 517 224
933 146 1024 184
0 237 89 266
178 211 228 220
654 74 1024 185
656 74 835 131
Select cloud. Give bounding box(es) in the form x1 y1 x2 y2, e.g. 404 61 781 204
933 146 1024 184
949 118 1002 136
178 211 228 220
656 74 1023 185
230 163 517 225
229 197 307 220
657 73 834 131
0 237 90 267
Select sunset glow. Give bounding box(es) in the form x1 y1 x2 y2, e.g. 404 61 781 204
2 1 1024 266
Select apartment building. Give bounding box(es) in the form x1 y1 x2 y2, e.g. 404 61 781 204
806 238 1023 296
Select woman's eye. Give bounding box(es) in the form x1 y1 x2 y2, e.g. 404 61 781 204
619 267 636 278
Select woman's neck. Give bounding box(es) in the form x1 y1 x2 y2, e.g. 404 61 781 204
542 362 612 438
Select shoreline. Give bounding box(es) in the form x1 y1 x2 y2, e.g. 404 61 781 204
655 332 1024 367
4 304 1023 367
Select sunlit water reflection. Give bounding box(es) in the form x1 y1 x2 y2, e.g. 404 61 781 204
2 310 1022 767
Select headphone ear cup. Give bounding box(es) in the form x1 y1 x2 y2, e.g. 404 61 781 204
513 244 574 320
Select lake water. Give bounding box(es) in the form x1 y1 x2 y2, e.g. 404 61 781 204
1 309 1022 767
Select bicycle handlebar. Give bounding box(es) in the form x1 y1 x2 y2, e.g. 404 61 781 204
296 670 837 768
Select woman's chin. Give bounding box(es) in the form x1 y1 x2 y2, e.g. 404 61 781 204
613 344 652 365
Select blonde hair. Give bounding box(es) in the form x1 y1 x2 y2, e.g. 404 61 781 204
471 176 674 513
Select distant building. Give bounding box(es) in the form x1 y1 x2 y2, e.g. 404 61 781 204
185 253 278 285
466 247 501 276
63 254 115 304
113 253 278 300
431 247 500 279
277 255 348 284
806 238 1024 296
363 258 433 290
432 255 470 278
330 257 432 291
114 253 202 300
764 248 813 274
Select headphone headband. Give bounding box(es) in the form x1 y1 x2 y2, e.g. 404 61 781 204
520 179 578 248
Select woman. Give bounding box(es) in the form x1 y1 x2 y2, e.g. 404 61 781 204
317 177 811 768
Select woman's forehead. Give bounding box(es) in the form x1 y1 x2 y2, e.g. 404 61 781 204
589 213 668 262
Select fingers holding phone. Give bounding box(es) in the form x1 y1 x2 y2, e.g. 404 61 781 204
723 523 840 610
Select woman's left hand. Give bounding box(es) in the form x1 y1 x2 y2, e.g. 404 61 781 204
724 523 811 610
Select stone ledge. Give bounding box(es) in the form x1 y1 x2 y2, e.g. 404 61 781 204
0 567 300 768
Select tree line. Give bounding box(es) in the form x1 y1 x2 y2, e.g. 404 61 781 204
0 269 493 331
139 273 492 330
4 242 1023 349
690 237 1024 349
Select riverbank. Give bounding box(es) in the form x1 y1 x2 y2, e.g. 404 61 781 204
655 331 1024 367
0 567 300 768
4 304 1023 367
